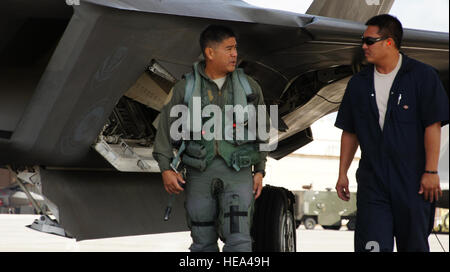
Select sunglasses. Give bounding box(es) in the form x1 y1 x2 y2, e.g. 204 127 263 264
361 36 388 45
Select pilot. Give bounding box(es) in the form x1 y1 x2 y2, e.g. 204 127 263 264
153 25 268 252
335 14 449 252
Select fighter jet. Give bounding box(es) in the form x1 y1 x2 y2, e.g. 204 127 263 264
0 0 448 251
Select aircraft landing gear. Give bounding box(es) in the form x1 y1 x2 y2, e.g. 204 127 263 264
252 185 297 252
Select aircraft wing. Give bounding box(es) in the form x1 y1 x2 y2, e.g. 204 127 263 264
1 0 448 167
0 0 448 240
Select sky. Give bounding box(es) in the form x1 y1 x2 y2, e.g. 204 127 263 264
242 0 449 143
243 0 449 32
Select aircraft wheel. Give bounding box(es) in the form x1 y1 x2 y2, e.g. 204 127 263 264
303 217 317 230
444 212 449 230
252 185 296 252
346 217 356 231
322 224 341 230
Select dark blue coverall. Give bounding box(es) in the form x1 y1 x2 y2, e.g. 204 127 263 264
335 53 449 252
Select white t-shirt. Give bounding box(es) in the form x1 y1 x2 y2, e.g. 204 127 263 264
374 54 402 130
213 76 226 90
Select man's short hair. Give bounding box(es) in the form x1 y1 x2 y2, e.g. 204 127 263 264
365 14 403 49
199 25 236 57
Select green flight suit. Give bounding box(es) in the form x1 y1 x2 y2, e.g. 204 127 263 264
153 61 268 252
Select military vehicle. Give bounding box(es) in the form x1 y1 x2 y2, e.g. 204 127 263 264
294 189 357 230
433 209 449 234
0 185 44 214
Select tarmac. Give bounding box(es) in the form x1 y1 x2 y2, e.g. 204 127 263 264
0 214 447 252
1 121 448 252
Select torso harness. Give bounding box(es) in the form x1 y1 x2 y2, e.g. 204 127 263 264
170 62 262 172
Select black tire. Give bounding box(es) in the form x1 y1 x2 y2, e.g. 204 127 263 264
322 224 341 230
303 217 317 230
346 217 356 231
252 185 296 252
444 212 449 230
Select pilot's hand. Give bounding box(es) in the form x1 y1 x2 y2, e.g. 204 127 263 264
253 172 263 200
336 175 350 201
162 170 185 195
419 173 442 203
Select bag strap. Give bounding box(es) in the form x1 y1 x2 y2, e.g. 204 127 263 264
184 72 195 105
236 68 253 97
170 72 195 171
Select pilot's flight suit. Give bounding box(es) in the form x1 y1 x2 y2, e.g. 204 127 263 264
153 61 268 252
335 53 449 252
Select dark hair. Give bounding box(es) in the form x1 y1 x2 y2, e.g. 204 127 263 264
199 25 236 57
365 14 403 49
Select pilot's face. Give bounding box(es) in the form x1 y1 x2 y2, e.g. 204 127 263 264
207 37 238 75
362 25 389 64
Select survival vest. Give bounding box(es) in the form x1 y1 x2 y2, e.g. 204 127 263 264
174 62 263 172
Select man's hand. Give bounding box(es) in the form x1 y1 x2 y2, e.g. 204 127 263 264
253 172 263 199
162 170 185 194
419 173 442 203
336 131 358 202
421 122 442 203
336 175 351 201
